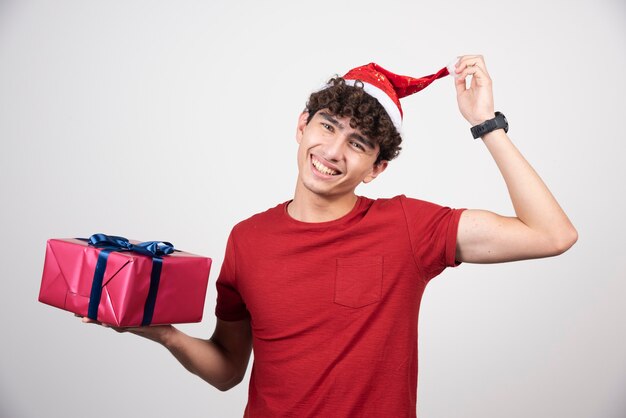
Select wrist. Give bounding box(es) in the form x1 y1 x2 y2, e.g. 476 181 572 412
159 325 178 348
130 324 177 347
470 112 495 127
481 128 508 142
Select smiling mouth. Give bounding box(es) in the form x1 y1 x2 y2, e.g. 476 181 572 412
311 155 340 176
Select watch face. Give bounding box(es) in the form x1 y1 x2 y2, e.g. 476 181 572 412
496 111 509 132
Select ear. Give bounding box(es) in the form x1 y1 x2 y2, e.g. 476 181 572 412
296 111 309 144
363 160 389 184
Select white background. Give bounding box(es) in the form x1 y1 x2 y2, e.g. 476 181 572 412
1 1 624 417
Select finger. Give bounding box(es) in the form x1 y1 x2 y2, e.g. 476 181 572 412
81 316 107 327
454 73 468 95
455 54 481 66
456 64 480 80
457 64 490 85
455 60 480 75
454 64 482 93
455 54 484 65
455 55 487 74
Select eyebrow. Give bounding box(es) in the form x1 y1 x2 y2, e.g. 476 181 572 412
318 111 376 150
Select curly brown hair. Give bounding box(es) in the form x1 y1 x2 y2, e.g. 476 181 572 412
305 77 402 163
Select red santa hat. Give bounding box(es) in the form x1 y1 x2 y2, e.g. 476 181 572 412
341 62 453 131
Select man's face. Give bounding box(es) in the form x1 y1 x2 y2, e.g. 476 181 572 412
295 110 388 200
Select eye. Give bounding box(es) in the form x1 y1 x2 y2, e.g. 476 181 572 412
321 122 334 132
350 141 365 151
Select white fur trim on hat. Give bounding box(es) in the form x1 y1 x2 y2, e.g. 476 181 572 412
344 79 403 132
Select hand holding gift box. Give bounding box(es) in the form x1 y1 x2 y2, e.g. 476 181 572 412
39 234 212 327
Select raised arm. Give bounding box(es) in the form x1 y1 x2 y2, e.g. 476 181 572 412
84 317 252 391
452 55 577 263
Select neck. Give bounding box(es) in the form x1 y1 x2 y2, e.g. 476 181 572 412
288 181 358 223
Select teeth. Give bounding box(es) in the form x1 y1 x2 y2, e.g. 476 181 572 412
312 157 338 175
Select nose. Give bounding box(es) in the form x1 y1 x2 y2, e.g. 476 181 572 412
321 135 345 162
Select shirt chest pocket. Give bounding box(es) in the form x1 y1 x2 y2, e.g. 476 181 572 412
334 256 383 309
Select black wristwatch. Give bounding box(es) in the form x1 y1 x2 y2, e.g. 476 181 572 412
470 111 509 139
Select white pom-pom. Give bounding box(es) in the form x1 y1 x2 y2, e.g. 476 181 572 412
447 57 460 78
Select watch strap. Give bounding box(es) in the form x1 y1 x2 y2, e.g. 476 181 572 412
470 112 508 139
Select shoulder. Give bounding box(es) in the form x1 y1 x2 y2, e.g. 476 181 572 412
367 194 447 213
356 195 443 225
231 201 288 236
367 195 463 232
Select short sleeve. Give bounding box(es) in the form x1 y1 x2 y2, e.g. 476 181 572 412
215 231 250 321
399 195 465 282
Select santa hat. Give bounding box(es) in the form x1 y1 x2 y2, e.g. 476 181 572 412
341 62 454 131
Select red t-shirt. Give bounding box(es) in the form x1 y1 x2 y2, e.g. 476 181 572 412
216 195 465 417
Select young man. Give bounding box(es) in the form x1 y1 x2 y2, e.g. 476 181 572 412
86 55 577 417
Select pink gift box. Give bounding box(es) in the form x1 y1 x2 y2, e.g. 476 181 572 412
39 237 212 327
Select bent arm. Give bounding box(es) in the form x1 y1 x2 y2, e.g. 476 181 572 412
113 318 252 391
456 129 577 263
164 318 252 391
452 55 577 263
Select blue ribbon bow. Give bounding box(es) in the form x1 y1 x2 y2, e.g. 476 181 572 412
85 233 176 326
88 233 175 257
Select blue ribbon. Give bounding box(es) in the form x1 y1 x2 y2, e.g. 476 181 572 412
84 233 175 326
88 233 175 257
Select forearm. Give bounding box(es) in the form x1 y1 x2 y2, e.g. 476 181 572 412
83 311 251 390
160 326 247 391
481 129 577 250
